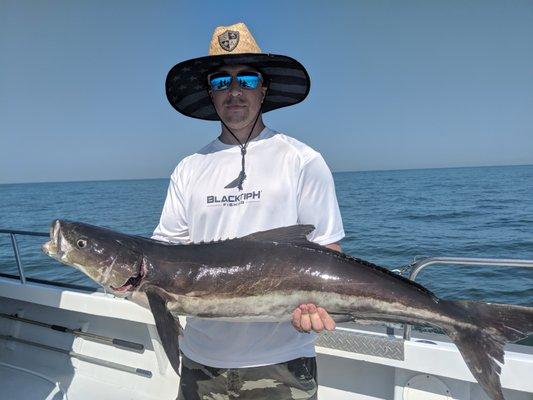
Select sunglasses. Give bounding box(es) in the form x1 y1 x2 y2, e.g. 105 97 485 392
208 71 263 92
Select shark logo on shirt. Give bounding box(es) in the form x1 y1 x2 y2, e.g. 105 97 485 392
224 172 246 190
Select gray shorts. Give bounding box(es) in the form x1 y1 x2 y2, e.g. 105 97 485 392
177 354 318 400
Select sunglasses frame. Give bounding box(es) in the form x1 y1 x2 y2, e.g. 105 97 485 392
207 70 264 92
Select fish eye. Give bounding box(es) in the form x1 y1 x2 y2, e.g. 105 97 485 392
76 239 87 249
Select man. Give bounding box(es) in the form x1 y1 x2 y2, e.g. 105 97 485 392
153 22 344 399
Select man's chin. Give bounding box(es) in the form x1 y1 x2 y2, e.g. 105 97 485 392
223 114 251 128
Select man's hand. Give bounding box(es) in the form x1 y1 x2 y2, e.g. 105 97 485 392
292 243 340 333
292 303 336 333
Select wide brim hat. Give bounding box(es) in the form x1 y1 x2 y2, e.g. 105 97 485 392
165 22 311 121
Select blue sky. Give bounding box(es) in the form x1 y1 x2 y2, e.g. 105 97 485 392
1 0 532 184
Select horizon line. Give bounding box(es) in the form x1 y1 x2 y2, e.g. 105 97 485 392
1 162 532 186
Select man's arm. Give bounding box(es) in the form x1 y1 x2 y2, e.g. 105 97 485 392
291 242 341 333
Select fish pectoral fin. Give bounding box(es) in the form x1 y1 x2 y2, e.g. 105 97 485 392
146 288 182 375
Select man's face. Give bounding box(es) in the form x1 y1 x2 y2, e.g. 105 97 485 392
208 65 267 129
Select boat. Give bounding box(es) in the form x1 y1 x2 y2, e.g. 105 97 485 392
1 228 532 400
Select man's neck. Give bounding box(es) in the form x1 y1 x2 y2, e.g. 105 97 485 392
218 118 266 145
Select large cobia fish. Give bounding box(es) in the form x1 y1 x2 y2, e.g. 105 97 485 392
42 219 532 400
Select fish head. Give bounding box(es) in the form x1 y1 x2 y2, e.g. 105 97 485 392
42 219 147 296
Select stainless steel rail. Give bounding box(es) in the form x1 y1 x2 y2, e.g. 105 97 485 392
0 334 152 378
0 312 145 352
402 257 533 340
0 228 98 291
0 229 48 284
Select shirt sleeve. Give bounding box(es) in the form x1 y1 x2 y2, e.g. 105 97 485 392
152 162 190 244
296 153 345 246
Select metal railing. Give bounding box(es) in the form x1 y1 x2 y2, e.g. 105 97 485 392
402 257 533 340
0 228 97 291
0 229 49 285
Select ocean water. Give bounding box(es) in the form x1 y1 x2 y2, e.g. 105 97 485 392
0 165 532 306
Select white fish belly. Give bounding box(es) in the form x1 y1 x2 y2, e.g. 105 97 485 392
164 290 456 327
165 290 333 321
166 290 411 321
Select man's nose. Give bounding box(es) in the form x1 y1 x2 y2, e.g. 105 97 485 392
228 79 242 96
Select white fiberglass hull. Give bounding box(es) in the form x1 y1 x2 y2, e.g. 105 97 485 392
1 276 532 400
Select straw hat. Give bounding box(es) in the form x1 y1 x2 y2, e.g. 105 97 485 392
165 22 311 121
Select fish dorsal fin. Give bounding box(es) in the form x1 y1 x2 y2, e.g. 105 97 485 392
241 225 317 247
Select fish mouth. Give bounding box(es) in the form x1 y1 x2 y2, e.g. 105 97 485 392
42 240 56 257
110 258 147 293
42 220 65 261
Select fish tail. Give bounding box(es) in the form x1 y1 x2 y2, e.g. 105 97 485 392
442 300 533 400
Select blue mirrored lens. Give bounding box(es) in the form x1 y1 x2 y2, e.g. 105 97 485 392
210 75 232 91
236 74 261 89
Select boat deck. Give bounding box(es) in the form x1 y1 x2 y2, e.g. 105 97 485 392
1 275 532 400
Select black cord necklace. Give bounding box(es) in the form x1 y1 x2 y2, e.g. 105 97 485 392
220 110 262 190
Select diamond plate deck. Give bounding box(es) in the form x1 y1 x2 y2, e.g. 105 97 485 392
316 329 404 360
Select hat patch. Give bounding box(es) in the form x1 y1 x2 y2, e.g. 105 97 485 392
218 30 239 52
